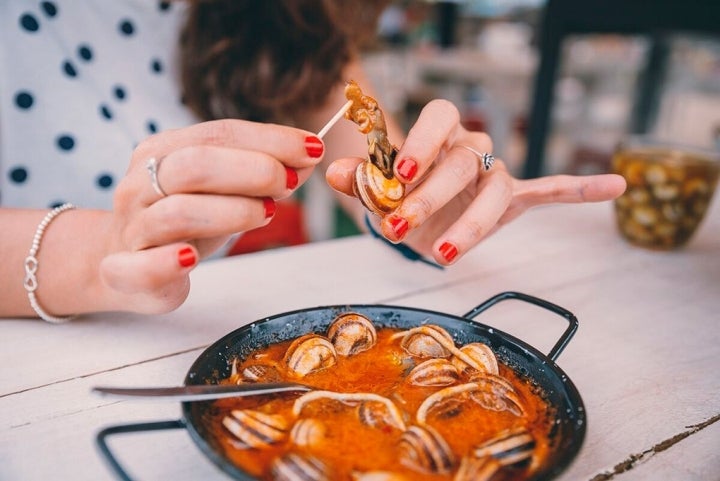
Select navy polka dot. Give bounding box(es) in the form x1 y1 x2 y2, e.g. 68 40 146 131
56 134 75 151
99 104 113 120
96 173 114 189
20 13 40 32
9 167 28 183
159 1 171 11
49 200 65 209
147 120 158 134
119 19 135 36
151 58 163 73
15 91 34 109
78 44 93 62
63 60 78 77
41 2 58 18
113 85 127 101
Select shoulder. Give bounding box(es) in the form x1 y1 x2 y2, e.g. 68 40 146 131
0 1 196 209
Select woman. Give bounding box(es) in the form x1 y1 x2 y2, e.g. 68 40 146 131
0 0 625 320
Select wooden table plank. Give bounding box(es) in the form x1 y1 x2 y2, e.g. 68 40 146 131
604 416 720 481
1 195 718 481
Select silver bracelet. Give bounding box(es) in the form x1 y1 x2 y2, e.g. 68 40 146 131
23 203 77 323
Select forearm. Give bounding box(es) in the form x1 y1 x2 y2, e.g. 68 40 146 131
0 208 114 318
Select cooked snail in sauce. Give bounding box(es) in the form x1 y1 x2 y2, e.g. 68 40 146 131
209 313 555 480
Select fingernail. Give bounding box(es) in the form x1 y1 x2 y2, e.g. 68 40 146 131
178 247 196 268
305 135 324 158
263 197 276 218
396 158 418 182
285 167 298 190
388 215 409 239
439 242 458 263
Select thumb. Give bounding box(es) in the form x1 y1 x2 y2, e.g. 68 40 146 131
325 157 364 196
99 243 198 313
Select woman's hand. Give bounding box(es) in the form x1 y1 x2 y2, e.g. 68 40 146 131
98 119 325 313
326 99 626 265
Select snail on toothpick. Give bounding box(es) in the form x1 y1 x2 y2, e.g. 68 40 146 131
317 80 405 216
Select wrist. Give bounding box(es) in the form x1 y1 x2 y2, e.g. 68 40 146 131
37 208 118 316
82 210 126 313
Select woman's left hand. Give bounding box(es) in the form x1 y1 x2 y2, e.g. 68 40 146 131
326 99 627 265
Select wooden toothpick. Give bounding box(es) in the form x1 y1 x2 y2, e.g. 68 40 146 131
317 100 353 139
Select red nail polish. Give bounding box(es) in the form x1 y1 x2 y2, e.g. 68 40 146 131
263 197 276 218
178 247 196 267
285 167 298 190
396 158 418 182
439 242 458 263
388 215 409 239
305 135 324 158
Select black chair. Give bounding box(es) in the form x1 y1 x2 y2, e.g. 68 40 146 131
523 0 720 178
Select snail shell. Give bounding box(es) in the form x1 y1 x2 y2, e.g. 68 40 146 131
283 334 337 377
406 358 460 386
271 453 331 481
468 372 526 417
222 409 288 449
290 418 327 448
398 424 456 474
357 401 400 430
451 343 499 376
454 455 502 481
351 472 409 481
353 161 405 216
400 325 454 359
327 312 377 356
473 427 536 467
240 363 283 383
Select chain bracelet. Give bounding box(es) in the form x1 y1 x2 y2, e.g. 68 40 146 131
23 203 77 324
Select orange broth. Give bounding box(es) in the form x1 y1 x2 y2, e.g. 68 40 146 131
208 328 554 480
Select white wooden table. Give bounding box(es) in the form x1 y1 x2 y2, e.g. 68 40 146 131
2 196 719 481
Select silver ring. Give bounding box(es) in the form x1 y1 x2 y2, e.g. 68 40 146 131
146 157 167 197
458 145 495 171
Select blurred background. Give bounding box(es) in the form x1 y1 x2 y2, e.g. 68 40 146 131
305 0 720 240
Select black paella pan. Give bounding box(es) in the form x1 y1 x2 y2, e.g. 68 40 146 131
97 291 586 480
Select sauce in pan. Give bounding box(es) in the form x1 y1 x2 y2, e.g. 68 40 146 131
207 315 554 481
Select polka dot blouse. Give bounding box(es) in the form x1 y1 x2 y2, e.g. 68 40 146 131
0 0 198 209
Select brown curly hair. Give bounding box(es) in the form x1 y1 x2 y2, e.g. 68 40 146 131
179 0 389 125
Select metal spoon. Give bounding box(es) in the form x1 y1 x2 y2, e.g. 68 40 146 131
92 382 312 402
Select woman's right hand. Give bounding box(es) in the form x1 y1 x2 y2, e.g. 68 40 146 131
97 119 325 314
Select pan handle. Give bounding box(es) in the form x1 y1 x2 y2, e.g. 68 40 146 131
461 291 578 362
95 419 186 481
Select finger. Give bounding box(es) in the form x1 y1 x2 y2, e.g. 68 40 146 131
325 157 365 196
99 243 197 313
126 194 276 250
486 173 627 235
513 173 627 207
430 170 513 265
394 99 459 183
380 145 481 242
394 101 491 183
132 119 325 169
128 145 314 205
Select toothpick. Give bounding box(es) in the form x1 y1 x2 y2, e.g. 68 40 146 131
317 100 353 139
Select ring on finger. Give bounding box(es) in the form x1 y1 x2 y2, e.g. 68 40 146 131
458 145 495 171
146 156 168 197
